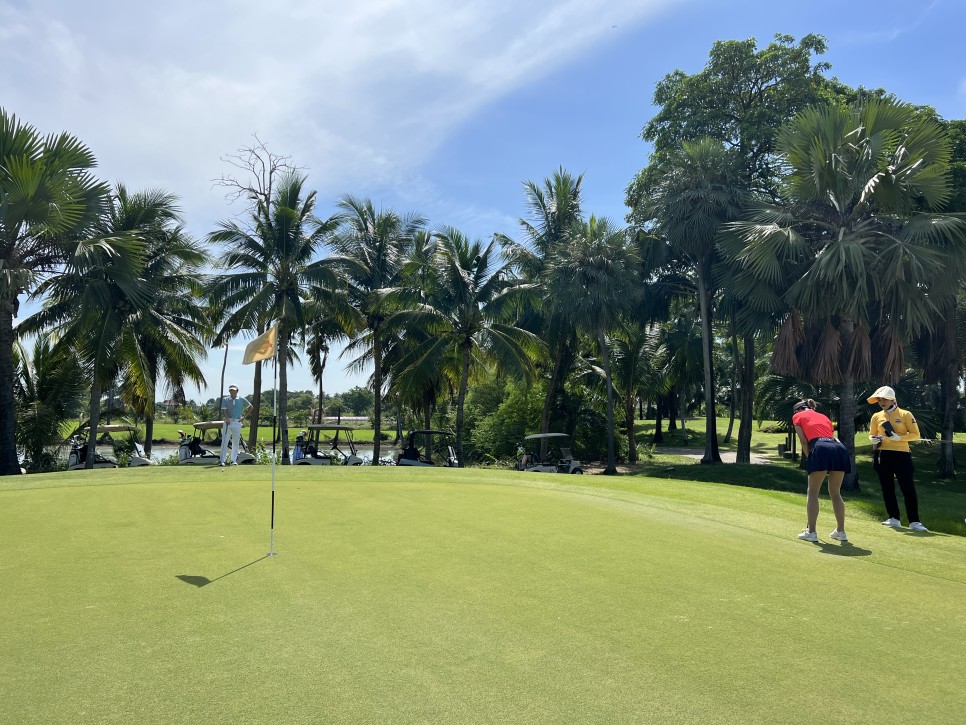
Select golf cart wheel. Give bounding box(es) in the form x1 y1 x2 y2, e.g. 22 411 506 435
571 468 583 474
241 459 255 465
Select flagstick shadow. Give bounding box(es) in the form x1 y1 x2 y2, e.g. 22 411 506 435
176 555 269 588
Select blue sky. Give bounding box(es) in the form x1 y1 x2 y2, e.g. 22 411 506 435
2 0 964 403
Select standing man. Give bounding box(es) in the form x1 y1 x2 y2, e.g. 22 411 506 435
868 385 927 531
220 384 253 466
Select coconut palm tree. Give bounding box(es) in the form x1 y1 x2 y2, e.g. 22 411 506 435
500 168 585 458
382 230 455 432
322 196 425 464
25 185 202 467
658 311 705 444
23 226 148 468
384 228 542 465
13 337 86 471
103 187 210 457
301 295 348 425
727 99 966 488
610 320 665 464
0 109 110 474
208 172 337 464
647 138 746 464
548 216 639 474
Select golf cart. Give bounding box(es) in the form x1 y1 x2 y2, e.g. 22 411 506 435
396 429 459 467
177 421 255 465
518 433 583 474
293 424 364 466
66 424 152 470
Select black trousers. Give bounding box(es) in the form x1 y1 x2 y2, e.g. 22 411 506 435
875 450 920 523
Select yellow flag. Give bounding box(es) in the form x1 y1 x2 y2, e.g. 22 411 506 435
242 326 278 365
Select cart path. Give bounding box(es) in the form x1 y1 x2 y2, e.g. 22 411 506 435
657 447 772 465
584 447 772 473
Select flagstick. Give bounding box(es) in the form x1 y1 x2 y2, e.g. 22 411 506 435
268 355 278 557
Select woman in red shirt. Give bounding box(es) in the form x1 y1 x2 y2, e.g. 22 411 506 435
791 399 850 543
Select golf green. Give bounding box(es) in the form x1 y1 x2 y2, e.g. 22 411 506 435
2 467 964 724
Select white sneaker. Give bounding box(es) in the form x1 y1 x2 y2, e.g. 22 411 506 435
909 522 929 532
881 518 901 527
829 530 848 542
797 529 818 542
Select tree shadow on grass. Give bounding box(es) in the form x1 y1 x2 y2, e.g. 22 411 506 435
176 556 268 588
814 541 872 557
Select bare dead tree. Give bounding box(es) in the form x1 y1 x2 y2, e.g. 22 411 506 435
211 135 306 450
213 134 306 230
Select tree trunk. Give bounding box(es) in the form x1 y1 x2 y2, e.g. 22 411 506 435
938 300 958 478
625 391 638 464
838 319 860 492
85 376 104 470
723 329 739 444
653 397 664 444
697 262 721 463
455 343 471 467
278 329 290 464
667 390 678 430
680 388 688 444
371 328 382 464
145 416 154 458
315 348 328 425
598 327 618 475
248 360 263 451
736 334 754 464
539 337 566 461
0 301 22 475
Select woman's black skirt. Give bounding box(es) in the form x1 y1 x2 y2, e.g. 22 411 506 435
807 437 851 474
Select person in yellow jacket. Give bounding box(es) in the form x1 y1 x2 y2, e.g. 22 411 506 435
867 385 927 532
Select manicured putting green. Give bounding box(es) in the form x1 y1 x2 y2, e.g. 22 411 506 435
2 467 965 724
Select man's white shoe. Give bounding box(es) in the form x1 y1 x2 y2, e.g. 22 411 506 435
909 521 929 532
797 529 818 542
881 518 901 527
829 529 848 542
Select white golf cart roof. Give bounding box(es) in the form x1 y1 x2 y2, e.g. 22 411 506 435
410 429 455 437
524 432 570 441
192 421 228 431
306 424 356 432
93 424 138 433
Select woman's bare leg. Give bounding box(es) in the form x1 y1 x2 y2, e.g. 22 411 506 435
806 471 825 531
827 471 846 531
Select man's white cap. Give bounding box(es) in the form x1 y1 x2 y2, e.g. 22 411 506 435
228 384 238 391
867 385 896 403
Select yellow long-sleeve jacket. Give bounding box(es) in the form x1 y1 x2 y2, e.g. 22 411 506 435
869 406 921 453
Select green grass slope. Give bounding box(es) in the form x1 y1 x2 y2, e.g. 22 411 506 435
2 467 965 724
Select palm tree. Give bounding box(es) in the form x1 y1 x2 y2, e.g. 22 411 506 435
0 110 110 475
301 296 347 425
648 138 746 464
102 187 210 457
384 228 542 465
24 226 148 468
13 337 86 472
500 168 584 458
383 230 455 432
208 172 336 464
323 196 425 464
728 99 966 488
610 320 664 464
658 312 705 444
549 217 639 474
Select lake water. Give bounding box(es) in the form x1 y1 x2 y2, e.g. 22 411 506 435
139 443 386 464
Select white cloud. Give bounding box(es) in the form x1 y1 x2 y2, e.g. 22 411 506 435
1 1 674 227
1 0 678 396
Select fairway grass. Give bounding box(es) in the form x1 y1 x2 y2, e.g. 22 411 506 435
3 468 965 724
